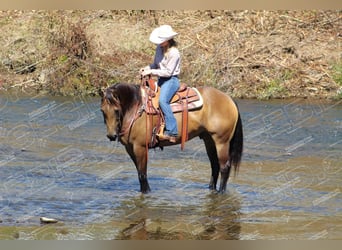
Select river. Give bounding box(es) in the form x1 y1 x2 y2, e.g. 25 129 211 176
0 91 341 239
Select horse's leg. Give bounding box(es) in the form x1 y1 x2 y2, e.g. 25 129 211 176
125 144 151 193
215 140 231 193
219 161 231 193
201 133 220 191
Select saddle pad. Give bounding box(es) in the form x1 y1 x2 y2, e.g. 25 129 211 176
171 87 203 113
142 87 203 114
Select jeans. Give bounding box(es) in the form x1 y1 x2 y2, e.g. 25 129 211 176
158 76 180 136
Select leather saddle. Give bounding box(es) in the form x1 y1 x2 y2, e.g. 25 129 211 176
140 77 203 150
141 78 203 115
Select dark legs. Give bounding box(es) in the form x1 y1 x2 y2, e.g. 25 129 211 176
217 141 231 193
202 133 219 191
202 133 231 193
218 162 231 193
125 132 231 194
138 173 151 194
126 144 151 194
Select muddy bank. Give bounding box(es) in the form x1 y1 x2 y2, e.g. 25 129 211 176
0 10 341 99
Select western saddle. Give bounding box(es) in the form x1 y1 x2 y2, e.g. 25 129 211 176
140 76 203 150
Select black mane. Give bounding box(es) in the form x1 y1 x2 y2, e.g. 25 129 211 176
105 83 141 113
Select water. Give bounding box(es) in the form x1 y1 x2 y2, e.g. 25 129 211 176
0 91 341 239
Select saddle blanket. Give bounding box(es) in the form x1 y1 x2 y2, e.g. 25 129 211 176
141 85 203 114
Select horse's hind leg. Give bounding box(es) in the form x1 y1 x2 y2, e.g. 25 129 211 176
218 160 231 193
215 140 231 193
201 133 220 191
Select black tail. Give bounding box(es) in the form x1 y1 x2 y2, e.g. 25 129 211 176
229 108 243 174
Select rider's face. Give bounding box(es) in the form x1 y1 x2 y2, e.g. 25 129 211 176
160 40 169 48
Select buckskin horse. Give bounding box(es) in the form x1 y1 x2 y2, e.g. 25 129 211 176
100 79 243 193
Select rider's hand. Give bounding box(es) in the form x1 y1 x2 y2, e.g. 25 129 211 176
139 66 151 74
141 69 152 76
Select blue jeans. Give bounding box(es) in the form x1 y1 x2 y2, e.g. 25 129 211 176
158 76 180 136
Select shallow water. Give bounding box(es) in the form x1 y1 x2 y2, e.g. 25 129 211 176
0 91 341 239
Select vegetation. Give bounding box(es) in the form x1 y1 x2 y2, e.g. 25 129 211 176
332 62 342 86
0 10 341 99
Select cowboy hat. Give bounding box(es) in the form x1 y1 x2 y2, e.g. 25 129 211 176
149 25 178 45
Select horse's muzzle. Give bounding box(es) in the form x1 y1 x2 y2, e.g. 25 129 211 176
107 134 118 141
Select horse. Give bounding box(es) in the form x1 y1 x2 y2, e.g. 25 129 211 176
100 82 243 193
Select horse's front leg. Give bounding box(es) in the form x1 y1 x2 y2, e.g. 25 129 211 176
126 144 151 193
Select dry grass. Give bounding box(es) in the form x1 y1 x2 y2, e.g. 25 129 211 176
0 10 341 99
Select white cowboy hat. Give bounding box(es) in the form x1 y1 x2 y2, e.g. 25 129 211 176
149 25 178 45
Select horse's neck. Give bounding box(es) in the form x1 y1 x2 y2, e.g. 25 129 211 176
119 85 141 114
120 85 142 126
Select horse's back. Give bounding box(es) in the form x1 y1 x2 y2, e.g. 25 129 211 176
197 86 238 116
196 86 239 137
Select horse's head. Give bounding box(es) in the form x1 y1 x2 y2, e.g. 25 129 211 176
100 85 122 141
100 83 142 141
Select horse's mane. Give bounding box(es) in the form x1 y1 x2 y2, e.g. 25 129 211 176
105 83 141 112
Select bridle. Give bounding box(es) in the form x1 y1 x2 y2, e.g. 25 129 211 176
108 98 144 142
114 108 123 141
103 81 154 164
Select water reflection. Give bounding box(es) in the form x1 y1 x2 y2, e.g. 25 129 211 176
116 192 241 240
198 193 241 239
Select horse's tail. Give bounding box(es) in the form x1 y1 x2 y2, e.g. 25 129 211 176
229 105 243 174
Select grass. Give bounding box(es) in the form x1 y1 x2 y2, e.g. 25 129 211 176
331 61 342 86
330 61 342 99
256 69 293 100
257 79 287 100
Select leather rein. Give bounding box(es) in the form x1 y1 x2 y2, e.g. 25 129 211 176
115 102 144 140
112 79 152 164
113 78 150 141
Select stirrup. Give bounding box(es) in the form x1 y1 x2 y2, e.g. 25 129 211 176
156 123 165 138
158 133 176 143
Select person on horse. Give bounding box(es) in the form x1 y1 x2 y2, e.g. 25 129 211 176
140 24 181 143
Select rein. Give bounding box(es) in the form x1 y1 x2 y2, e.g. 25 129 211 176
117 102 144 138
107 79 155 165
115 83 150 164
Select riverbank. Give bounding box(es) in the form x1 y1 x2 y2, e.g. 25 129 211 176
0 10 341 99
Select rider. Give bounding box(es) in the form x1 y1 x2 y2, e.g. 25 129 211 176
140 25 181 143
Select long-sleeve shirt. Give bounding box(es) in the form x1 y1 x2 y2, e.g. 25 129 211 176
150 45 181 78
